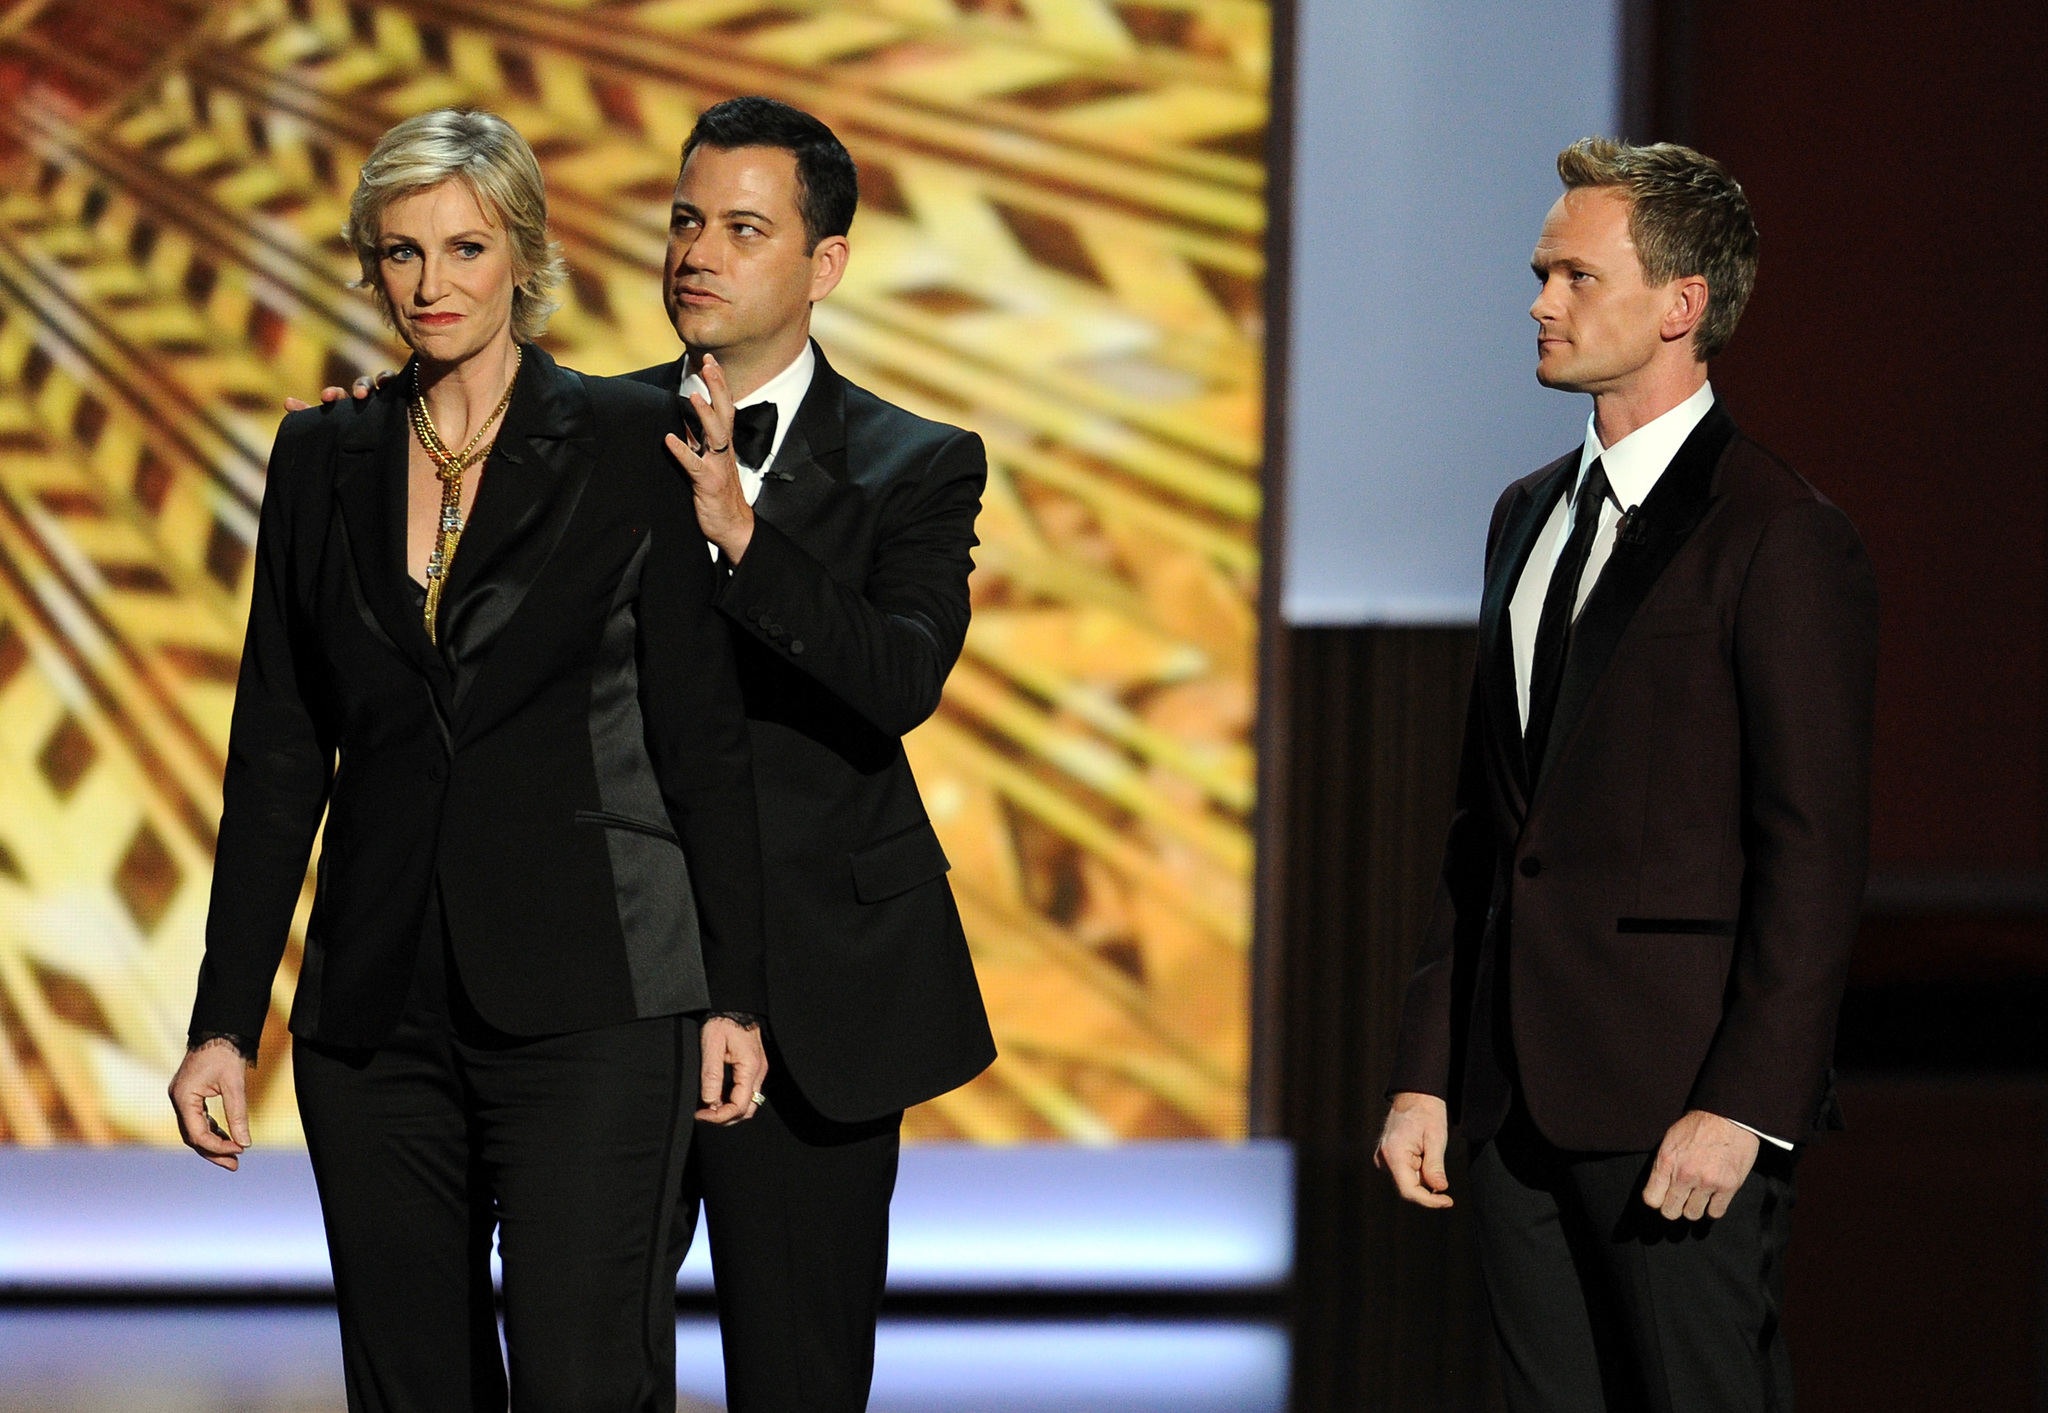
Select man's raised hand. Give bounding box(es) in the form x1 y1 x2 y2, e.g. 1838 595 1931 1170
663 352 756 563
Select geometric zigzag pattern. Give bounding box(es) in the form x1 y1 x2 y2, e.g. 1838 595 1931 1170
0 0 1266 1145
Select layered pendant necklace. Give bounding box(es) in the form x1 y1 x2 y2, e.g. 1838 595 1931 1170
410 346 521 643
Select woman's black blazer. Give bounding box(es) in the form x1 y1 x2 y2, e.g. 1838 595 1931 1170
188 346 766 1053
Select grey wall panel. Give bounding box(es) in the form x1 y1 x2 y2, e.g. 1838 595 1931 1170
1281 0 1622 624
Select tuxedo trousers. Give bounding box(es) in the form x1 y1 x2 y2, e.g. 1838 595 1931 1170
1467 1101 1798 1413
686 1031 902 1413
295 901 702 1413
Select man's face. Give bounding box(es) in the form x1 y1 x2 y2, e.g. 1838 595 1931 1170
662 144 839 357
1528 187 1676 394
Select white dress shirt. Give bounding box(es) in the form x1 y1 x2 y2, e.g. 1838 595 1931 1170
679 340 816 509
1509 379 1717 727
1505 380 1791 1152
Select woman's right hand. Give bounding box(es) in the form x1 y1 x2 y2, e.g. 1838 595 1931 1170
283 369 394 412
168 1038 253 1170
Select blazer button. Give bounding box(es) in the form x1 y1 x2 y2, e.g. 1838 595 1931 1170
789 640 804 654
427 762 446 784
1519 856 1542 878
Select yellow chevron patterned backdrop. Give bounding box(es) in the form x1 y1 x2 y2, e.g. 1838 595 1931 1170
0 0 1265 1146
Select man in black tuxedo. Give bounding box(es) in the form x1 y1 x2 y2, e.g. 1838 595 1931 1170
636 97 996 1412
1376 140 1878 1411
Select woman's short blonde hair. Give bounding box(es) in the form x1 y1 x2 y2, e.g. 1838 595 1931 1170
344 109 565 344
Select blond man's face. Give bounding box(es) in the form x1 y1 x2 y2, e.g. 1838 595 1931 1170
1527 187 1679 395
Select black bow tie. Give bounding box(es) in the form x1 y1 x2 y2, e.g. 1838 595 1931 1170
732 403 778 470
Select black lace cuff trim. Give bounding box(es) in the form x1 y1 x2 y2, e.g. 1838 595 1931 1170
703 1011 762 1031
189 1031 260 1064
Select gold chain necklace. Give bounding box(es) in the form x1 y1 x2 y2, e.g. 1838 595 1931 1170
410 345 522 642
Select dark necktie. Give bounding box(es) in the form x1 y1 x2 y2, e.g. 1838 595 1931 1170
1523 458 1613 783
732 402 779 470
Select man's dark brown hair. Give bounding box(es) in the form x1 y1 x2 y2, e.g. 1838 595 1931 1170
1557 138 1760 361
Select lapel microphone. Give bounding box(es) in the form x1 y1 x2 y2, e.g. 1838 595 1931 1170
1616 504 1648 545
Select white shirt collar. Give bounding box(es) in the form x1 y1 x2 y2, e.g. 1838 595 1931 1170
1577 379 1717 510
678 340 815 473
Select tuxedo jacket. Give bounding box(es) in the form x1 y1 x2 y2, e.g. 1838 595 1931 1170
1388 402 1879 1151
623 343 996 1123
189 347 766 1053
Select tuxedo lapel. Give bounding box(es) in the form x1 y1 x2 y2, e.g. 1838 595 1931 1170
330 383 453 705
435 348 597 719
1482 456 1576 816
1533 402 1739 791
751 341 848 536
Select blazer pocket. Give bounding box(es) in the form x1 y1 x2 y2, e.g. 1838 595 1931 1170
573 809 680 846
1617 917 1737 936
849 821 951 904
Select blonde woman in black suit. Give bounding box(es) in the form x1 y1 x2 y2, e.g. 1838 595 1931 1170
167 108 768 1412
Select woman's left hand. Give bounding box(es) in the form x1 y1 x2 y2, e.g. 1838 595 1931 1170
698 1015 767 1124
664 352 756 563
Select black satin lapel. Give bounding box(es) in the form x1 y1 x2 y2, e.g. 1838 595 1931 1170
330 393 450 697
752 343 847 534
435 353 596 717
752 423 840 532
1534 405 1739 790
1482 459 1575 812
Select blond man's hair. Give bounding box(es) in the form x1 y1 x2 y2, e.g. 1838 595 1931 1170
344 109 565 343
1556 138 1759 361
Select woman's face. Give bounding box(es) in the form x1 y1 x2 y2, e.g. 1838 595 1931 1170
375 180 518 365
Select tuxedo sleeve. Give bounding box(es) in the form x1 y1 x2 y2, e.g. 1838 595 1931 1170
1386 489 1517 1100
716 430 984 738
638 404 769 1015
189 412 337 1054
1690 497 1877 1139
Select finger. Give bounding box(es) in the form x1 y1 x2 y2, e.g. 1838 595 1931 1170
284 397 312 412
700 1035 727 1108
1641 1160 1671 1210
701 353 736 421
1659 1181 1691 1221
224 1075 251 1149
352 376 373 400
1421 1140 1450 1194
696 1098 743 1125
665 432 708 476
372 369 396 391
1682 1185 1713 1222
1386 1144 1453 1208
734 1056 766 1121
687 390 732 452
176 1089 242 1156
1706 1186 1736 1221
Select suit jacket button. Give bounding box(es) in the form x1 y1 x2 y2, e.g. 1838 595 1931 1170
428 762 446 783
1518 856 1542 878
789 640 804 654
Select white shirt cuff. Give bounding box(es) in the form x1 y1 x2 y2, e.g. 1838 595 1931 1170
1728 1118 1794 1151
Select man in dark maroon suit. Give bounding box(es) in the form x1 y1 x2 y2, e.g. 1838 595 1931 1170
1376 139 1877 1412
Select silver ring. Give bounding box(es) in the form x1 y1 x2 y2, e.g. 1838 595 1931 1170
751 1092 766 1105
